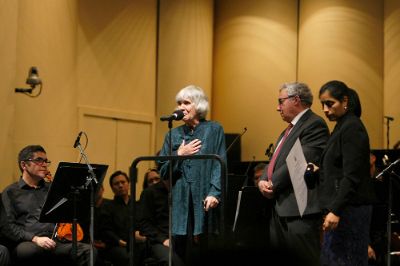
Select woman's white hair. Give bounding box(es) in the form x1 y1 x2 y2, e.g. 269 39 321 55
175 85 209 119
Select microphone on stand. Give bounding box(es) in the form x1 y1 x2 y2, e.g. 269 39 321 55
73 132 83 148
160 110 184 121
70 130 96 266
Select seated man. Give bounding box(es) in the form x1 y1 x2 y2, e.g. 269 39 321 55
99 170 146 266
138 179 184 266
1 145 92 265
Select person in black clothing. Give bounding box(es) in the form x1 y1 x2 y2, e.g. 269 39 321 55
318 81 375 265
142 168 161 191
79 183 111 263
0 193 11 266
138 180 184 266
92 184 111 249
1 145 92 265
99 170 146 266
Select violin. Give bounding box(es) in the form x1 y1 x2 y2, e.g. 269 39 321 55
55 222 84 242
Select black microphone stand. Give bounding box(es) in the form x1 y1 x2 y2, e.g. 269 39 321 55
226 127 247 154
375 158 400 266
75 137 98 266
167 119 174 266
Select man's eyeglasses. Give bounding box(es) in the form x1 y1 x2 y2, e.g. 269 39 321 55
26 157 51 165
278 95 296 105
321 100 336 108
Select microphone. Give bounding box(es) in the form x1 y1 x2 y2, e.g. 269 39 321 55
160 110 184 122
384 116 394 121
73 131 83 148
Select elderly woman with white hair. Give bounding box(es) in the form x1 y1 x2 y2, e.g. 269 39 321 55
158 85 227 265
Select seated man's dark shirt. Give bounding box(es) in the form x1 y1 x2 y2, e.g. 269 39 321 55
1 178 54 244
138 181 169 245
100 196 131 247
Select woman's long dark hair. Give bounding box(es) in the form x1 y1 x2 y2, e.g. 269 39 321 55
319 80 362 117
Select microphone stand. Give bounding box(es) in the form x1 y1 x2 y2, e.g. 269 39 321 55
75 139 98 266
375 159 400 266
168 119 174 266
226 127 247 154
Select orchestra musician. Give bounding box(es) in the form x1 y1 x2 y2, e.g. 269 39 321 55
1 145 92 266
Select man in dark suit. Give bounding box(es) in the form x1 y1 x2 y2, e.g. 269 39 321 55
258 82 329 266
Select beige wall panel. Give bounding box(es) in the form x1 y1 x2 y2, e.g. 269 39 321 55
156 0 214 151
78 106 155 199
76 0 158 197
12 0 78 187
77 0 157 114
116 120 154 200
0 0 18 189
298 0 383 148
213 0 299 161
384 0 400 149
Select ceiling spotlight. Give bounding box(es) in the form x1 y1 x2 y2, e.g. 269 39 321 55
15 66 43 97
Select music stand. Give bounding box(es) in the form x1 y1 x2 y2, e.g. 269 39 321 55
232 186 270 234
39 162 108 261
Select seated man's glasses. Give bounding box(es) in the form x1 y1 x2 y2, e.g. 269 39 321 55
26 157 51 165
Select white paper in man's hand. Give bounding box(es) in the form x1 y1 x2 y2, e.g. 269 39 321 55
286 138 308 216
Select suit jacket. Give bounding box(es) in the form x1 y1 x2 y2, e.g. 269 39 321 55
319 112 375 216
265 109 329 217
